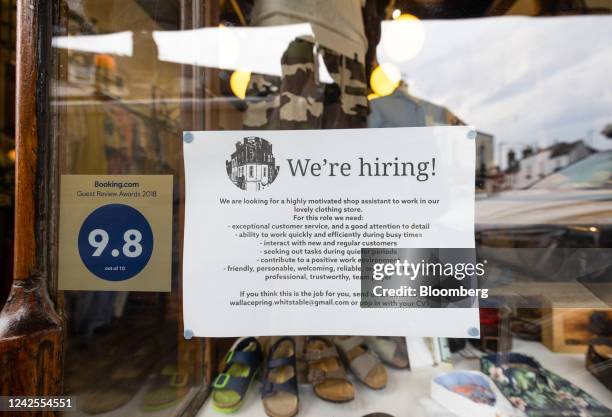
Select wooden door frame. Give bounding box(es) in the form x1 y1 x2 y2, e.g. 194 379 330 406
0 0 64 404
0 3 222 415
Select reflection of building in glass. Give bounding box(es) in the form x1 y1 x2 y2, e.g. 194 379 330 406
505 140 594 189
226 137 279 191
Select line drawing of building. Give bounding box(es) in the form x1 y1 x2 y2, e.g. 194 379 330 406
226 137 280 191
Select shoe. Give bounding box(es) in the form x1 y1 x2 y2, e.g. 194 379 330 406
305 337 354 403
334 336 387 390
212 337 262 413
79 342 158 414
262 337 299 417
364 336 410 369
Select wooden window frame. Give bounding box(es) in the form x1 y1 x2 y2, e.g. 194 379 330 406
0 2 220 417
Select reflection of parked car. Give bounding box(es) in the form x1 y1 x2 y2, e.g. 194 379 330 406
476 151 612 248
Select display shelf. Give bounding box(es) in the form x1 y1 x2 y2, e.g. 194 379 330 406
67 385 201 417
197 339 612 417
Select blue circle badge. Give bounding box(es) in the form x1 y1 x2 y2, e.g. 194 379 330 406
78 204 154 281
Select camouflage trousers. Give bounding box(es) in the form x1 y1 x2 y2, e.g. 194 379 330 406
243 37 368 130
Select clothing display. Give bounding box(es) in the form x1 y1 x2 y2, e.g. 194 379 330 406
481 352 612 417
244 0 369 131
251 0 368 64
243 37 368 130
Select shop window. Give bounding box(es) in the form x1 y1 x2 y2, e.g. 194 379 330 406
1 1 611 417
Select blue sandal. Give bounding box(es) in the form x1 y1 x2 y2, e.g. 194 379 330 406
261 337 299 417
212 337 262 413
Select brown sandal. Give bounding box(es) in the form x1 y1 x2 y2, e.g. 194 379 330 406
305 337 354 403
262 337 299 417
334 336 388 390
364 336 410 369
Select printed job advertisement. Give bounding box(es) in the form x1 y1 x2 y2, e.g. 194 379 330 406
182 127 478 337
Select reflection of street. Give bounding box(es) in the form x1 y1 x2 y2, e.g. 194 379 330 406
475 151 612 308
502 141 596 190
477 151 612 228
478 150 612 223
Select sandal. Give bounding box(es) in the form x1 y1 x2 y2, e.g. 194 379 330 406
79 342 158 414
262 337 299 417
212 337 263 413
334 336 388 390
364 336 410 369
141 363 190 411
305 337 354 403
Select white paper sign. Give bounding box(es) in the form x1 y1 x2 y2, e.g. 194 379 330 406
183 127 478 337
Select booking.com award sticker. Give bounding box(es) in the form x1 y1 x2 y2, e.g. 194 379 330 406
58 175 172 292
77 204 154 281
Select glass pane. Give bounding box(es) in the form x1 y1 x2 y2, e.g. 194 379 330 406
50 1 612 417
53 1 206 416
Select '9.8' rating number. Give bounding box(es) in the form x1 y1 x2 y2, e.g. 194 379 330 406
78 204 153 281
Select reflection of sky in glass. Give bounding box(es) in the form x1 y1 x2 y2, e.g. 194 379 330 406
153 24 318 78
52 16 612 154
389 16 612 153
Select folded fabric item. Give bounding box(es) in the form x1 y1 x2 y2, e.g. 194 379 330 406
586 338 612 392
589 312 612 337
431 371 525 417
481 352 612 417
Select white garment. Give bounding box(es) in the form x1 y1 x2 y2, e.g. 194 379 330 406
251 0 367 63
